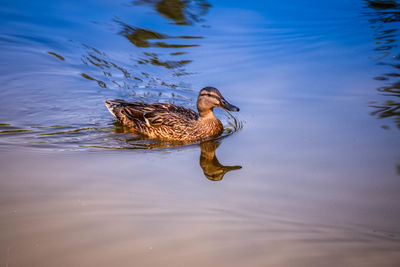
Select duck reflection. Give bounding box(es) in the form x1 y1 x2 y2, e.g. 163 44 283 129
199 140 242 181
111 123 242 180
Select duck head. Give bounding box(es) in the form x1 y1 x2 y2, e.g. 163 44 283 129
197 87 239 117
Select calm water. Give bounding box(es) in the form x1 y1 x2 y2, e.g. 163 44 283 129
1 0 400 266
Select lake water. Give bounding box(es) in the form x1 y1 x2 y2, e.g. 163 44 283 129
1 0 400 266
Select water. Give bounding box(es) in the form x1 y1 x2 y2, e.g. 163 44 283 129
1 0 400 266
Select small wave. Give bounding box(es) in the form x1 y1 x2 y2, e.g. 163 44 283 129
0 112 243 151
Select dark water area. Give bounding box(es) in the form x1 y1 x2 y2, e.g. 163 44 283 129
1 0 400 266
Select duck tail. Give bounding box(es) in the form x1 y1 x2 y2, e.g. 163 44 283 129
104 100 123 117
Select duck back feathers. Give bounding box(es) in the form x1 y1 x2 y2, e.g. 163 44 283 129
105 100 222 140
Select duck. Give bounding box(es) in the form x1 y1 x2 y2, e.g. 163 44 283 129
104 87 239 141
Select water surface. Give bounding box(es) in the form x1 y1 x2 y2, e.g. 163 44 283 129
0 0 400 266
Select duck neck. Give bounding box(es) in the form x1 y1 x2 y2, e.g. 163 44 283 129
198 108 216 120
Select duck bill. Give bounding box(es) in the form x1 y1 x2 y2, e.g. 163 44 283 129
221 101 240 112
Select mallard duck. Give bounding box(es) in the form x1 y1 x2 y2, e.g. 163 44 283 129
104 87 239 141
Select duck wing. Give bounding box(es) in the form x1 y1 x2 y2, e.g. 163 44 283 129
105 100 198 128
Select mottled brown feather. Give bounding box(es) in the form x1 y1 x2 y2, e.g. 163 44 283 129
105 87 237 141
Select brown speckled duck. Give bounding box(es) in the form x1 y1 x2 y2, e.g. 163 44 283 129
104 87 239 141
